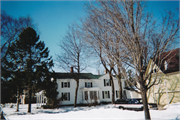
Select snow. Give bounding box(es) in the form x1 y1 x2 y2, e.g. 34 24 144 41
1 103 180 120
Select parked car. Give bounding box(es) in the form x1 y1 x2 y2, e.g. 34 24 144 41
115 98 158 111
115 98 144 111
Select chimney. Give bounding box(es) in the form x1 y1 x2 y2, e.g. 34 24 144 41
70 67 74 73
105 69 107 74
98 70 100 75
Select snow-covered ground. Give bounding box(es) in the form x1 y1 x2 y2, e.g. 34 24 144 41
2 102 180 120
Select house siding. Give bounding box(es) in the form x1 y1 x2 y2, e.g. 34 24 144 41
56 73 139 105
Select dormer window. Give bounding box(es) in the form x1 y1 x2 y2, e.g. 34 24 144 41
164 61 168 70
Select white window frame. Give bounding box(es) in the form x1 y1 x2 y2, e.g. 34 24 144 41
102 91 110 99
62 82 70 88
62 92 70 101
87 82 91 87
104 79 111 86
85 82 92 88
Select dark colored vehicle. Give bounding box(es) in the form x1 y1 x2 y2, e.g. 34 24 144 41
115 98 157 111
114 98 144 111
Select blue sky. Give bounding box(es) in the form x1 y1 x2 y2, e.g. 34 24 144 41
1 1 179 74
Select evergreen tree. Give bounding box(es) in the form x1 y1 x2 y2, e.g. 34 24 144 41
3 27 54 112
1 38 25 111
43 71 59 108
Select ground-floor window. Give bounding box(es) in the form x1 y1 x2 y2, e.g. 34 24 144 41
102 91 110 99
90 91 97 100
84 91 88 100
62 92 70 101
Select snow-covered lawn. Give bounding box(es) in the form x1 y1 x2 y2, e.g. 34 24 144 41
2 103 180 120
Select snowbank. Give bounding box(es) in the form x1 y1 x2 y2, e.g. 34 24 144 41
2 103 180 120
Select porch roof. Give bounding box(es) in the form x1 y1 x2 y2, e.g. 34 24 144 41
80 87 100 91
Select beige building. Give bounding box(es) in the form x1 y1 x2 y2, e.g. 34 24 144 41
146 48 180 105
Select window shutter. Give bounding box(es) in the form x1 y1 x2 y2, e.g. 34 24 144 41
108 91 110 98
61 82 63 88
91 82 92 87
85 82 87 87
68 82 70 88
102 91 104 99
116 91 118 98
68 93 70 101
62 93 63 101
104 79 106 86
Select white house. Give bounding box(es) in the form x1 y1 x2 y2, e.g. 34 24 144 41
55 71 141 106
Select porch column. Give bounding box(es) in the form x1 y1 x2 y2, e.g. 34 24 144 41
42 94 44 105
41 94 42 106
88 91 90 103
36 95 38 108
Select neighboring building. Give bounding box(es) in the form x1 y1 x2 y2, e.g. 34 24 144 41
55 71 140 106
20 87 36 104
35 90 47 108
146 48 180 105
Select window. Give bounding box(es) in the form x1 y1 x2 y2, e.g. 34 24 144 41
85 82 92 88
84 91 88 100
61 82 70 88
90 91 97 100
61 92 70 101
102 91 110 99
104 79 111 86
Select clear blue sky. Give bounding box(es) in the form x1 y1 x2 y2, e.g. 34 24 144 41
1 1 179 74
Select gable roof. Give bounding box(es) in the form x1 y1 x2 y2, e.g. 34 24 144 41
160 48 179 74
55 73 103 79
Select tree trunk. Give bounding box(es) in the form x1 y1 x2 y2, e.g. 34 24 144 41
16 89 19 112
28 88 32 113
109 72 115 104
117 73 123 99
141 90 151 120
74 80 79 108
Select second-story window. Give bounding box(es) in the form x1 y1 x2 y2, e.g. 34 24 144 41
61 82 70 88
85 82 92 88
104 79 111 86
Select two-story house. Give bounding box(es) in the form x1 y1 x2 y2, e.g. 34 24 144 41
55 70 140 106
146 48 180 105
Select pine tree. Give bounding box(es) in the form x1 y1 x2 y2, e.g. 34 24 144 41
43 71 59 108
3 27 54 113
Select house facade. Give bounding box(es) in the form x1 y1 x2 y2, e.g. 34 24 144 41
55 72 141 106
146 48 180 105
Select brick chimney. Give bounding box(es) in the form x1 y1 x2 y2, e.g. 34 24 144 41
105 69 107 74
70 67 74 73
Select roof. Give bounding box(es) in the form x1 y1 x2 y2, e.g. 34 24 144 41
55 73 103 79
160 48 179 74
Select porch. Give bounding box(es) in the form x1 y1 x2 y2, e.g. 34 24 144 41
81 87 100 104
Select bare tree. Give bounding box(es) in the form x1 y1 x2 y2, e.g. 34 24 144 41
82 1 179 119
1 11 34 58
56 23 88 107
81 8 118 103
